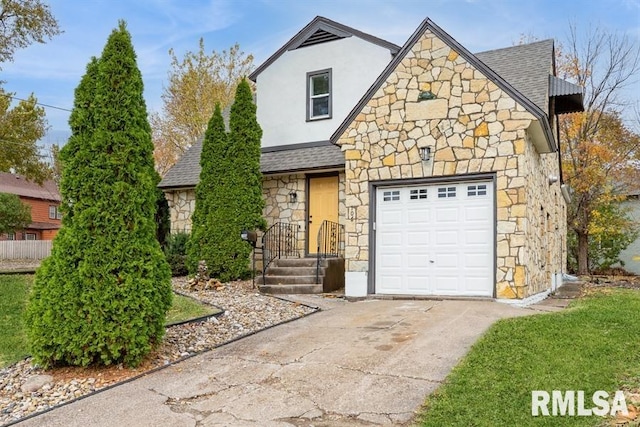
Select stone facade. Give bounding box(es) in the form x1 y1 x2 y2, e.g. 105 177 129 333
166 189 196 234
166 173 346 257
337 29 565 299
262 174 307 255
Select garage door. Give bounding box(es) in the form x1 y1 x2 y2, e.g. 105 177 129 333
375 181 494 296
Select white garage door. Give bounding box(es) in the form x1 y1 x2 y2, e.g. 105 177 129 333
375 181 494 296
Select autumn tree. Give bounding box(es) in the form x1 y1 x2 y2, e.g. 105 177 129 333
0 89 49 182
0 0 61 65
151 40 253 175
0 0 61 183
559 25 640 274
26 21 172 368
47 143 63 184
0 192 31 234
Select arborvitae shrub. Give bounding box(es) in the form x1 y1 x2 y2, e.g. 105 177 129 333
26 21 172 368
186 79 265 282
165 232 189 276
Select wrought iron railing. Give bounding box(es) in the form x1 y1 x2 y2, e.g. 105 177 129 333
316 220 345 284
262 222 300 284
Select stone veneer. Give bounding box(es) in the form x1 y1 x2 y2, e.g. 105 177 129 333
165 172 347 257
262 174 307 255
166 189 195 233
337 29 566 299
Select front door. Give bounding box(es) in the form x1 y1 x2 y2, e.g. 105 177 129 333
308 175 339 254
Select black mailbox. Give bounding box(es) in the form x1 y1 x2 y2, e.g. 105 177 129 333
240 230 258 247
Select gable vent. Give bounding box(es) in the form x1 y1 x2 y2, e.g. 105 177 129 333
298 29 345 48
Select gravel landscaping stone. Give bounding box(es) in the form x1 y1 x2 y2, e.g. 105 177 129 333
0 277 316 426
0 260 41 273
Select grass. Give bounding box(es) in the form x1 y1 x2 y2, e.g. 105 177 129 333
0 274 31 368
166 293 220 324
0 275 219 368
418 289 640 427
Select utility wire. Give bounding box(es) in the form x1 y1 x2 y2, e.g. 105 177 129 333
0 92 72 112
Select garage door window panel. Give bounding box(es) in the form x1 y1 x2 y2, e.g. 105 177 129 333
467 184 487 196
438 187 456 198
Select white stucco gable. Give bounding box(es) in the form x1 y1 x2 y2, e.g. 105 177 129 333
249 16 399 149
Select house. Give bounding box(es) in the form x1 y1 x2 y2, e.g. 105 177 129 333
617 187 640 274
0 172 62 240
159 16 584 302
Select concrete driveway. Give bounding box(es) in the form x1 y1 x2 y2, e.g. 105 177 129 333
17 297 531 426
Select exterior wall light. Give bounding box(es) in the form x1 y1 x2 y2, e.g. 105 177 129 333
418 91 436 101
289 191 298 203
548 175 559 185
419 147 431 161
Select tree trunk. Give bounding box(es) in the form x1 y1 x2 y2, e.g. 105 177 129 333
577 231 589 275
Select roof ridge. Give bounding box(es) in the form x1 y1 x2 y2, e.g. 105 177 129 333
249 16 400 82
311 16 401 53
475 38 554 55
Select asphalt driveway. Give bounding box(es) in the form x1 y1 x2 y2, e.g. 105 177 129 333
17 297 531 426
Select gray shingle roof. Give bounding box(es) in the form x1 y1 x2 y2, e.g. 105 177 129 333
158 141 344 189
475 39 554 113
158 139 203 189
261 143 344 174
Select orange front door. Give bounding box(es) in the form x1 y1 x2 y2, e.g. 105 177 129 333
308 175 339 253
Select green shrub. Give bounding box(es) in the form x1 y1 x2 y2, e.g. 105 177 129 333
165 232 189 276
25 21 172 368
186 80 265 281
155 188 170 250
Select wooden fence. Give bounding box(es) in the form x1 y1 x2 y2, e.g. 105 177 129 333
0 241 52 260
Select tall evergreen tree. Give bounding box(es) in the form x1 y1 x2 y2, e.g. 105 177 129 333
226 78 265 275
186 103 230 275
26 21 172 368
187 79 264 281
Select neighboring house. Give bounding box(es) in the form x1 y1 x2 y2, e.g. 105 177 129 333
159 16 583 302
618 187 640 274
0 172 62 241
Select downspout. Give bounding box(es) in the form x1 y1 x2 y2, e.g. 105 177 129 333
556 117 571 204
556 111 571 286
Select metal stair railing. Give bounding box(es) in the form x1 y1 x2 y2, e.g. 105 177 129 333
262 222 300 285
315 220 345 284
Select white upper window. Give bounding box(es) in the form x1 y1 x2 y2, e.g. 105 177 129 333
307 69 332 120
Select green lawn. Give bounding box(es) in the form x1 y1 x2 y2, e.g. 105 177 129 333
418 289 640 426
0 275 219 368
0 274 31 368
166 293 220 325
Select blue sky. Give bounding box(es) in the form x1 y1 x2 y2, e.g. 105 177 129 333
2 0 639 152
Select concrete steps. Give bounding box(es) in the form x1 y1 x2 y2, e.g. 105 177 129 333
258 257 342 295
